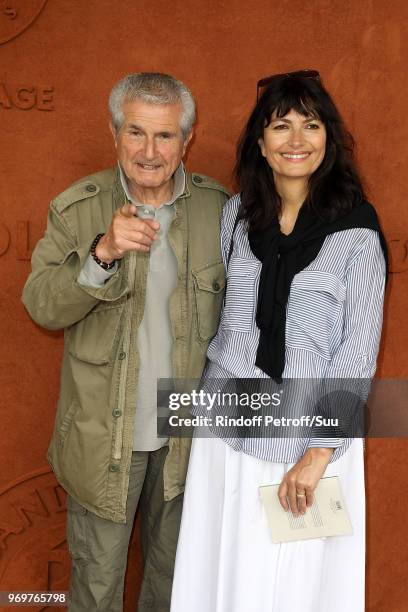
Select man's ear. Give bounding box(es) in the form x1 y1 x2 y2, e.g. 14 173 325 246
182 129 194 155
109 121 118 148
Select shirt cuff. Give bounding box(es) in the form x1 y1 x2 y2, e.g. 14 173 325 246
77 254 118 288
307 437 345 449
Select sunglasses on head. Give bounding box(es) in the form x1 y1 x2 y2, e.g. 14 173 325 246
256 69 320 101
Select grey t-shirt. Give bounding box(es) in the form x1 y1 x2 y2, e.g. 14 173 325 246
78 163 185 451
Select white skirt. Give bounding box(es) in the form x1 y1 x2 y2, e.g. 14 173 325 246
171 433 365 612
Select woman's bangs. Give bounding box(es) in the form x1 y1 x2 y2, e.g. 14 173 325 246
270 93 322 122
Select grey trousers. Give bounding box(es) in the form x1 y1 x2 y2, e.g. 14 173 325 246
66 446 183 612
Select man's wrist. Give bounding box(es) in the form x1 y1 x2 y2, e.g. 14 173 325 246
95 244 114 265
91 234 116 269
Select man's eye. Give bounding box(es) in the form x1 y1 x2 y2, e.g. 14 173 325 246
158 133 171 139
130 131 142 137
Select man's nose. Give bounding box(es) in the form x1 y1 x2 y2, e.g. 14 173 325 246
143 137 157 159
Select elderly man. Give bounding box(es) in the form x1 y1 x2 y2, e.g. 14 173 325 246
22 73 228 612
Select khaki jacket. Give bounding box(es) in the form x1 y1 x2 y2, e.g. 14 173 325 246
22 167 228 523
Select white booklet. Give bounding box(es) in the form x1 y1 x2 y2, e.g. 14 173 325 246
259 476 352 543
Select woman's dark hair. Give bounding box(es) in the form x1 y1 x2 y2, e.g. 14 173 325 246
235 73 366 230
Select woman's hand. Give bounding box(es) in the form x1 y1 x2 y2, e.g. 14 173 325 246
277 447 334 516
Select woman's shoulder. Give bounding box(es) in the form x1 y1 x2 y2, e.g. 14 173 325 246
222 193 241 229
329 199 384 254
224 192 241 214
322 227 385 277
328 227 382 254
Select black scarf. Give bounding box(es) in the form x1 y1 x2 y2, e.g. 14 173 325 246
247 200 388 382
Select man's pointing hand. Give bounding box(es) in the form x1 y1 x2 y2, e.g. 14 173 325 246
96 203 160 263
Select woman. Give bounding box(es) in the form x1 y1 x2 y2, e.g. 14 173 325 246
170 70 386 612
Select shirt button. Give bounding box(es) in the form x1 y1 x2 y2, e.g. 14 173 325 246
212 281 220 291
118 351 126 360
193 174 203 183
112 409 122 418
109 464 120 472
86 184 97 192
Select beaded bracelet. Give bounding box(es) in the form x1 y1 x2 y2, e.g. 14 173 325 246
90 234 116 270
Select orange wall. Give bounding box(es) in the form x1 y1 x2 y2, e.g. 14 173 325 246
1 1 407 610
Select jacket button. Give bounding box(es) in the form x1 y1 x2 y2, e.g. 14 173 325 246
112 409 122 418
212 281 220 291
109 464 120 472
118 351 126 360
86 184 97 192
193 175 203 183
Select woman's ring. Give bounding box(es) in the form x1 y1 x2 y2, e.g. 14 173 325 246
296 492 306 498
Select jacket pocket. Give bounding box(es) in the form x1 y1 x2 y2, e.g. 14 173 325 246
222 256 260 333
192 261 226 341
66 495 90 561
58 398 79 443
66 304 123 365
286 270 346 359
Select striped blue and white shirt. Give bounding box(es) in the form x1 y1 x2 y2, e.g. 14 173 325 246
199 194 386 463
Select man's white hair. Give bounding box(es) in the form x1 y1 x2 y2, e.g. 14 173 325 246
109 72 196 139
